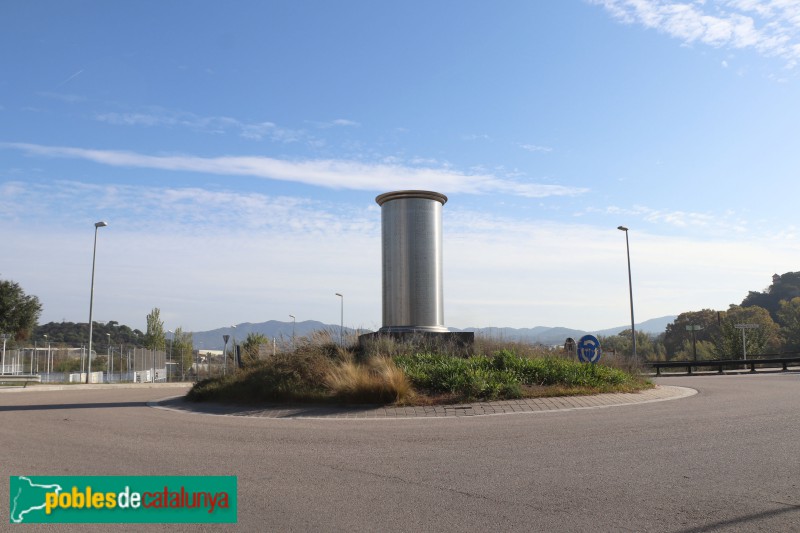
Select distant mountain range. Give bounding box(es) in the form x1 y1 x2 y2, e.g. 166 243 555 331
188 316 676 350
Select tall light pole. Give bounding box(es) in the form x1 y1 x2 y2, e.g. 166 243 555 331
230 325 237 372
167 330 173 383
617 226 637 360
289 315 296 350
43 334 49 377
1 333 9 374
87 220 108 383
107 332 112 380
222 334 229 376
335 293 344 346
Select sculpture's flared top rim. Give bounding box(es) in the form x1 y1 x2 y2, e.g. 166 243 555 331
375 190 448 206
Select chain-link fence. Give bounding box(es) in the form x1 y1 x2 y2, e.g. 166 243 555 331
0 345 188 383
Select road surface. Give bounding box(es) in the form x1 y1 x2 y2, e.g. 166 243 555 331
1 374 798 532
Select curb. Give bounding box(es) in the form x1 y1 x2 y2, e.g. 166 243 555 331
149 385 697 420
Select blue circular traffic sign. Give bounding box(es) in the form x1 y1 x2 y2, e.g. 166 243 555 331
577 335 602 364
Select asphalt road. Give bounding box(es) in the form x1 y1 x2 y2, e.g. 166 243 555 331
1 374 799 532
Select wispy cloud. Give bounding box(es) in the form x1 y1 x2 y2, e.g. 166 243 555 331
36 92 86 103
307 118 361 128
591 0 800 66
586 204 748 233
520 143 553 153
94 108 305 142
3 179 797 331
2 142 589 198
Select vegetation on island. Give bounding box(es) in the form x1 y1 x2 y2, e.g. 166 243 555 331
2 270 800 393
186 332 650 406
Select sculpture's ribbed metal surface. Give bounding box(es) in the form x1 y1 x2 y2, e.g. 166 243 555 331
376 190 448 333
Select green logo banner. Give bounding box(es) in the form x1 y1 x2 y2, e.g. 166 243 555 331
9 476 237 524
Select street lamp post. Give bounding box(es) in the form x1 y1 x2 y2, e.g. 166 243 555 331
335 293 344 346
87 220 108 383
167 330 173 383
43 334 48 375
617 226 637 360
230 325 237 372
107 333 112 381
289 315 296 350
1 333 9 374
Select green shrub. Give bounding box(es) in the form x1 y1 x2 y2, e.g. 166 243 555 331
188 332 648 405
394 350 638 401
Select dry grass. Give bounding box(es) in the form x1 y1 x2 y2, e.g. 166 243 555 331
189 328 651 406
324 355 415 404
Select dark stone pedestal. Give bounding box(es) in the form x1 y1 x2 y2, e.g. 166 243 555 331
358 331 475 357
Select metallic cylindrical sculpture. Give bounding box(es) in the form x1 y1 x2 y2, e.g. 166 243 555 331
376 190 448 333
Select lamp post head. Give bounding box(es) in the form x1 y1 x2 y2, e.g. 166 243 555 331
95 221 108 228
617 226 628 232
335 293 343 298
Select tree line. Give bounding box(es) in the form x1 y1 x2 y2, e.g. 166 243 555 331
3 272 800 363
599 272 800 361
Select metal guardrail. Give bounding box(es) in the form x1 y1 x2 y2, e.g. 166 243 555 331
0 374 42 387
651 356 800 376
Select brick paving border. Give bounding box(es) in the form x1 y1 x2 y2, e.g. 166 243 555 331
150 385 696 420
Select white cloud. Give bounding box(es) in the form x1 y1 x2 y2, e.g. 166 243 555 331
591 0 800 66
586 204 747 233
2 142 589 199
94 109 305 142
3 179 797 332
308 119 361 128
520 144 554 153
36 92 86 103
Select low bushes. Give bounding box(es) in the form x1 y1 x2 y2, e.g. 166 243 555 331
394 350 638 401
187 341 649 405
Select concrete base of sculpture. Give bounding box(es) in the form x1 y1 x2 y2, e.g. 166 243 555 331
358 331 475 356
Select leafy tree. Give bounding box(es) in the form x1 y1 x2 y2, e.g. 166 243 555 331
672 339 717 361
598 330 666 362
714 305 781 359
741 272 800 322
776 297 800 352
241 332 269 366
172 327 194 380
663 309 722 358
35 321 145 346
0 279 43 343
144 308 165 351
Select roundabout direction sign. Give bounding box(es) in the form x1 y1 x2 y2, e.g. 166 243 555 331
577 335 602 364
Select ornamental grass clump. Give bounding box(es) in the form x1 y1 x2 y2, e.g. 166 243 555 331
324 356 414 404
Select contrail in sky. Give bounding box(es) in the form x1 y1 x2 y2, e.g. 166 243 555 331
57 69 84 87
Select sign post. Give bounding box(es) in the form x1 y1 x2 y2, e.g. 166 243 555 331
685 325 703 361
733 324 760 361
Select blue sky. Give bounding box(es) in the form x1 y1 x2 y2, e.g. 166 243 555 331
2 0 799 334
